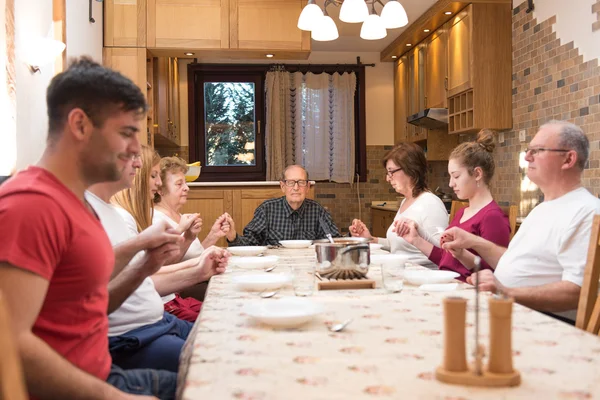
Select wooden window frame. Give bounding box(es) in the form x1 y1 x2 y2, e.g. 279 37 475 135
188 64 367 183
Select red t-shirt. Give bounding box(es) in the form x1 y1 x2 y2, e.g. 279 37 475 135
429 200 510 281
0 167 113 380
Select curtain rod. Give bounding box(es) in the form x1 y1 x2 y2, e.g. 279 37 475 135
270 56 375 69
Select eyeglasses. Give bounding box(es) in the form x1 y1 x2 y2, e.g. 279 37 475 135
283 179 309 187
386 167 402 178
525 147 570 156
130 154 141 161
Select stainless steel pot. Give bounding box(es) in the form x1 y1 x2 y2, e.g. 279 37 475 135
313 237 370 279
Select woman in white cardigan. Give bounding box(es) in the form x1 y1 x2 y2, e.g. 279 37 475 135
350 143 448 268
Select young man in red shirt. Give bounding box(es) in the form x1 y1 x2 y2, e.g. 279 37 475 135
0 58 182 399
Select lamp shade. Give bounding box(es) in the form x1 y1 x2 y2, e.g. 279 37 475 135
21 37 66 69
297 2 323 31
339 0 369 23
360 14 387 40
380 0 408 29
311 15 339 41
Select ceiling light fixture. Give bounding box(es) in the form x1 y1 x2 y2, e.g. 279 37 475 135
184 52 194 56
298 0 408 42
444 11 452 15
406 43 412 46
391 55 397 59
266 54 274 58
423 29 430 32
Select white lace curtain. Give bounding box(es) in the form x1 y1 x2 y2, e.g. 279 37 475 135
265 70 356 183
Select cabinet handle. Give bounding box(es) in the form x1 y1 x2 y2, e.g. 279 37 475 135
444 77 448 90
257 120 261 135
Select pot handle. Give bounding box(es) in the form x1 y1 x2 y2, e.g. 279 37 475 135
340 244 369 255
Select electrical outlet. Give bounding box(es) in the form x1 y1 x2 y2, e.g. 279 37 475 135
499 132 505 143
519 130 526 142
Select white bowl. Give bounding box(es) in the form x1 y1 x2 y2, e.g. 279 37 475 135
404 270 460 286
369 243 384 251
232 273 292 291
227 246 268 256
279 240 312 249
370 254 410 266
229 255 279 269
244 298 323 328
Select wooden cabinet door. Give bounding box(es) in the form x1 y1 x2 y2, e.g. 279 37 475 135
425 29 447 109
181 189 233 248
147 0 230 49
104 0 146 47
394 57 408 144
103 47 149 144
447 7 472 97
230 0 309 51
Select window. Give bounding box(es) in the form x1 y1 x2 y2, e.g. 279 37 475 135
188 64 366 182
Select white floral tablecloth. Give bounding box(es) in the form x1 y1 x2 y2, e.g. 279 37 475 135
178 248 600 399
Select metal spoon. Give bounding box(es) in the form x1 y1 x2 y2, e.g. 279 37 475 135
260 290 278 298
326 233 335 244
329 319 353 332
265 265 277 272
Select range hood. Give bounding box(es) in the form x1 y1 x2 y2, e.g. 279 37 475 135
407 108 448 130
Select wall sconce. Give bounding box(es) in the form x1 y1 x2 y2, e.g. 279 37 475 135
23 37 66 73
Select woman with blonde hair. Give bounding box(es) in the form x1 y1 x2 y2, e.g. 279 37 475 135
112 147 218 322
396 129 510 281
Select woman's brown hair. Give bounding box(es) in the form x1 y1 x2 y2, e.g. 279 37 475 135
382 142 428 198
111 145 161 232
155 156 188 204
449 129 496 185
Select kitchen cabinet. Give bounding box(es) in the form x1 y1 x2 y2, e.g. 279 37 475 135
147 0 230 49
447 3 512 134
447 9 471 97
406 46 428 142
371 208 396 239
425 29 447 109
104 0 146 47
145 0 309 54
394 56 408 144
231 0 309 51
103 47 150 145
181 184 315 247
152 57 181 147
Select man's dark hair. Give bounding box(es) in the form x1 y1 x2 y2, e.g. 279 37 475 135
46 57 147 138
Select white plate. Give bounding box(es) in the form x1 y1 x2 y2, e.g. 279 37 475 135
279 240 312 249
370 254 410 266
404 270 460 285
418 283 459 292
232 273 291 291
229 255 279 269
369 243 384 251
227 246 268 256
244 298 323 328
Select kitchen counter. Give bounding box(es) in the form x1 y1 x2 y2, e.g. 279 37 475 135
370 201 399 212
188 181 316 187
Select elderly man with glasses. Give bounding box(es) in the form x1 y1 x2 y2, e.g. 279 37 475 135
441 120 600 324
225 165 340 246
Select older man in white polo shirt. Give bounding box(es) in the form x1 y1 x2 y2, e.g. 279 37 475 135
441 121 600 323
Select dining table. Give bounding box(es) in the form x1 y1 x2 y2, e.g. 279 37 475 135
177 247 600 399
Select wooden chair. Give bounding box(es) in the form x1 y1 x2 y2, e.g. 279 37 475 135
0 291 28 400
448 200 518 240
576 214 600 334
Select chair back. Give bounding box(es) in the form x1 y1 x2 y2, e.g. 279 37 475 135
0 291 28 400
576 214 600 334
448 201 518 240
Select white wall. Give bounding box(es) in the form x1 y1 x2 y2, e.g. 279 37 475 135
514 0 600 62
178 51 395 148
14 0 54 170
13 0 104 171
66 0 103 62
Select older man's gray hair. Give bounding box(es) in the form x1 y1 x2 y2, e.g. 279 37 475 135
541 120 589 170
280 165 309 181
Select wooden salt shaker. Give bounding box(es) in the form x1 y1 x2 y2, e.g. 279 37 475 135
487 296 514 374
442 297 468 372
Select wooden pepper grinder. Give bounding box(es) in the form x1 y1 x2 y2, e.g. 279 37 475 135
441 297 468 372
487 296 515 374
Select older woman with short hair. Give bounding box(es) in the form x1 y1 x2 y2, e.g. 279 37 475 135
349 143 448 268
153 157 230 263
